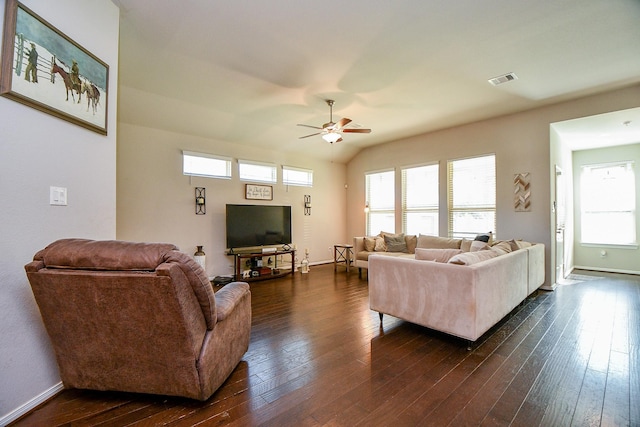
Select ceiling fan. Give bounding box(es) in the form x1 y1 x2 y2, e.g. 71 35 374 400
297 100 371 143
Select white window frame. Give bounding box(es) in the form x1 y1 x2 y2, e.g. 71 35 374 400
580 160 636 246
283 165 313 187
402 163 439 236
182 151 232 179
238 160 277 183
447 154 496 239
365 169 395 236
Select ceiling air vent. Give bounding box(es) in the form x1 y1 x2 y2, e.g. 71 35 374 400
488 72 518 86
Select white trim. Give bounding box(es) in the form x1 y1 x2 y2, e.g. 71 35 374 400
573 265 640 276
0 382 64 426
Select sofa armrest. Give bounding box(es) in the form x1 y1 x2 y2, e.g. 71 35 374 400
353 237 366 253
214 282 250 321
526 243 545 294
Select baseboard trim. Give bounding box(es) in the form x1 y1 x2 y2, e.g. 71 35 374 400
573 265 640 276
539 283 557 291
0 382 64 426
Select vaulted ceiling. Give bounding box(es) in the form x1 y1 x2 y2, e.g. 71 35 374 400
113 0 640 162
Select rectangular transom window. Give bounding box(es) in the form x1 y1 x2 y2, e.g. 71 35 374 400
448 154 496 239
239 160 277 183
366 169 395 236
283 166 313 187
580 161 636 245
182 151 231 179
402 163 439 236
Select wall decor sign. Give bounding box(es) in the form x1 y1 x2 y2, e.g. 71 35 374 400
514 172 531 212
245 184 273 200
1 0 109 134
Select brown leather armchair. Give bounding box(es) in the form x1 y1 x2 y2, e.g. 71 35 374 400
25 239 251 401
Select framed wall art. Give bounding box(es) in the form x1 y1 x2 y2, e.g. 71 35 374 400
1 0 109 134
245 184 273 200
514 172 531 212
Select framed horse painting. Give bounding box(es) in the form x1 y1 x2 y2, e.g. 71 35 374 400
1 0 109 134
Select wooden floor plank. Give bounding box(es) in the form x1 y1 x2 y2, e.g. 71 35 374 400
9 266 639 427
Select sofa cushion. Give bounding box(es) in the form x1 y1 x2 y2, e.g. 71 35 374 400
364 237 376 252
415 248 463 263
491 241 513 255
461 238 472 252
448 250 499 265
373 236 387 251
470 240 490 252
384 233 409 253
405 235 417 254
417 234 462 249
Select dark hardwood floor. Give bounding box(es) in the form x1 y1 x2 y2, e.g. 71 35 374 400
11 265 640 426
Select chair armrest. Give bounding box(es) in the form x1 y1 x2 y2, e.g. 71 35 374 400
215 282 250 321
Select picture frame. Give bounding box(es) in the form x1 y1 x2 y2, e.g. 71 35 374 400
245 184 273 200
1 0 109 134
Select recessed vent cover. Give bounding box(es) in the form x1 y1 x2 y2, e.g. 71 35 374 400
488 72 518 86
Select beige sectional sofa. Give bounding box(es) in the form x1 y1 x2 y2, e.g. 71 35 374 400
368 240 545 342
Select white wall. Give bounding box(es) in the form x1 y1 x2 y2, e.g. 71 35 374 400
0 0 119 422
572 143 640 274
116 119 347 277
347 85 640 288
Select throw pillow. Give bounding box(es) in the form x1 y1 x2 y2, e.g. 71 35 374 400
415 248 463 263
373 236 387 252
461 238 472 252
470 240 490 252
416 234 462 249
515 240 532 249
363 237 376 252
405 234 417 254
490 241 512 255
474 231 493 245
448 250 499 265
384 233 408 252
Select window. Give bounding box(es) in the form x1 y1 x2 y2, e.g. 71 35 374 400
182 151 231 179
402 163 439 236
448 154 496 239
580 161 636 245
283 166 313 187
239 160 277 183
365 170 395 236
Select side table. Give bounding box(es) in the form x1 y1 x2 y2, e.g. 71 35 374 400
334 244 353 272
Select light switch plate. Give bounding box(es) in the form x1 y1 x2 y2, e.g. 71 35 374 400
50 186 67 206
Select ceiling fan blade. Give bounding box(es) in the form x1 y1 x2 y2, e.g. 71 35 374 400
299 132 321 139
335 118 352 129
342 128 372 133
297 124 323 130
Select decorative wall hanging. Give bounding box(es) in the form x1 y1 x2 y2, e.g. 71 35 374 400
0 0 109 134
245 184 272 200
304 195 311 215
195 187 206 214
514 173 531 212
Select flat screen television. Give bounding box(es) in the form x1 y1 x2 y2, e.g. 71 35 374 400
226 204 292 250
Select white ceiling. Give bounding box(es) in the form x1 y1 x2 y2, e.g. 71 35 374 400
113 0 640 162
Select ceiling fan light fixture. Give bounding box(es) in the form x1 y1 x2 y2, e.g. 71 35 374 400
322 132 342 143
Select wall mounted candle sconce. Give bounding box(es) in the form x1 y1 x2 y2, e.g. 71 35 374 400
195 187 206 215
304 195 311 216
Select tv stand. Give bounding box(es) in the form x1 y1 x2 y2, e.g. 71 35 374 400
229 249 295 282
